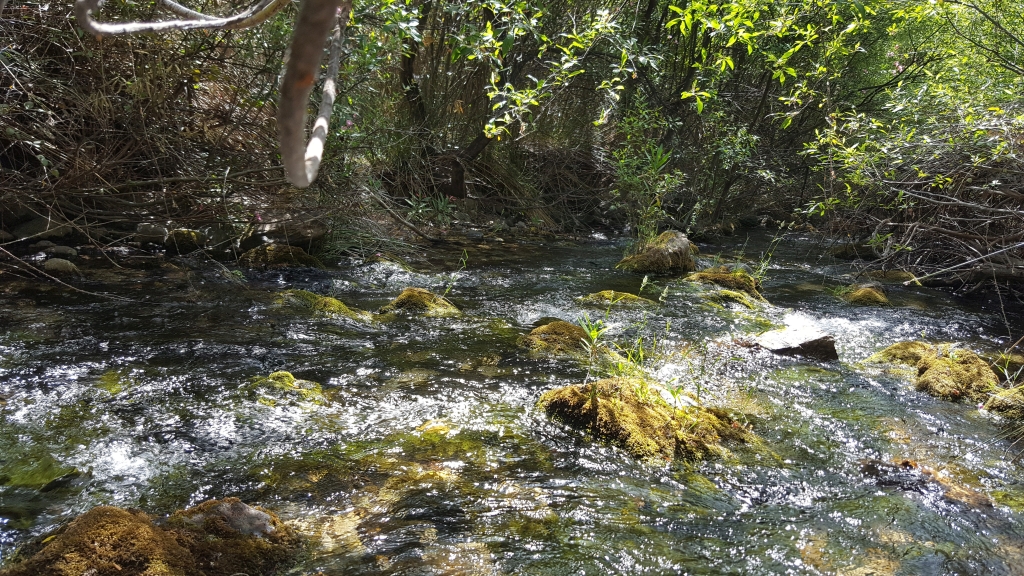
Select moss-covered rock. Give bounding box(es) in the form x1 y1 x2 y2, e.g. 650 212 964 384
519 321 589 354
0 498 299 576
165 229 204 254
277 289 373 322
615 231 696 275
828 242 876 260
379 287 460 317
707 289 756 309
538 378 751 462
238 245 322 269
685 266 764 299
577 290 656 306
843 283 889 306
866 269 918 283
867 342 999 403
984 386 1024 420
245 371 326 406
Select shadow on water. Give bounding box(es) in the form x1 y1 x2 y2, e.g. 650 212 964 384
1 230 1023 575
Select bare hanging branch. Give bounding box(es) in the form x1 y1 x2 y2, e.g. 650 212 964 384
74 0 291 35
278 0 351 189
156 0 216 21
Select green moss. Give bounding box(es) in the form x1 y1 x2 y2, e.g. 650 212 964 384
866 341 936 366
379 287 460 317
867 342 999 403
0 452 78 490
578 290 656 306
238 245 323 269
984 386 1024 420
685 266 764 299
96 370 136 395
842 285 889 306
537 378 752 462
991 486 1024 512
707 289 756 309
278 289 373 322
246 371 326 405
519 321 588 354
615 231 696 274
866 270 918 283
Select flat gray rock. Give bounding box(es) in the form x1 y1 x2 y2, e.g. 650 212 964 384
757 326 838 361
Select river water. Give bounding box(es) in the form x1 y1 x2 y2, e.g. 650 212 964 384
1 230 1023 574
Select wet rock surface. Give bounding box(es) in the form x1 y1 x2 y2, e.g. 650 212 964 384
615 231 696 274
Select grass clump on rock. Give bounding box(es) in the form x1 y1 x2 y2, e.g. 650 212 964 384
685 266 763 299
278 289 373 322
519 321 589 355
379 287 460 317
0 498 299 576
867 342 1000 403
615 231 696 275
577 290 656 306
239 244 323 269
538 378 752 462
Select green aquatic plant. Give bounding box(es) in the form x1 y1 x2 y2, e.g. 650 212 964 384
443 249 470 298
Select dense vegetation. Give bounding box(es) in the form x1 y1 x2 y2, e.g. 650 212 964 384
1 0 1021 288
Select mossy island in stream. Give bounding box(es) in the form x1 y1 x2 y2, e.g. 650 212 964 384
615 231 697 275
577 290 657 306
685 266 764 299
538 378 753 462
841 283 889 306
245 370 327 406
519 321 589 355
239 245 323 269
379 287 460 317
0 498 300 576
277 289 374 322
866 342 1001 405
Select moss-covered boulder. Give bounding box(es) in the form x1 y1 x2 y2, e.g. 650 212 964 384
165 229 204 254
577 290 656 306
843 283 889 306
0 498 299 576
866 269 918 283
379 287 460 317
685 266 764 299
706 289 757 309
538 378 751 462
984 386 1024 420
245 371 326 406
277 289 373 322
519 321 589 354
238 245 322 269
615 231 696 275
867 342 999 402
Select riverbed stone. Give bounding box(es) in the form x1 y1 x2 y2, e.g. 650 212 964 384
46 245 77 259
379 287 460 317
43 258 80 276
278 289 374 322
686 266 764 299
615 231 696 275
165 229 205 254
984 386 1024 420
538 377 751 462
135 223 169 245
867 342 1000 402
756 327 838 361
13 216 71 240
238 244 322 269
519 320 588 354
577 290 656 306
843 282 889 305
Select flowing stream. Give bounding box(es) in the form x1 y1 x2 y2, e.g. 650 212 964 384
1 230 1023 575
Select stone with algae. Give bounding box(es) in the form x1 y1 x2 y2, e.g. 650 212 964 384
867 342 999 403
238 244 322 269
379 287 460 317
538 377 752 462
519 321 589 355
246 370 326 405
615 231 697 275
577 290 656 306
685 266 764 299
277 289 373 322
842 283 889 306
0 498 299 576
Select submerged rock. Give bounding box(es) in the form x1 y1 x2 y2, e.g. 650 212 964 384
238 244 322 269
756 327 838 361
538 378 751 462
842 282 889 306
615 231 696 275
246 371 326 405
0 498 299 576
379 287 460 317
686 266 763 299
43 258 80 276
867 342 1000 403
519 320 589 354
577 290 656 306
706 289 757 309
278 289 373 322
